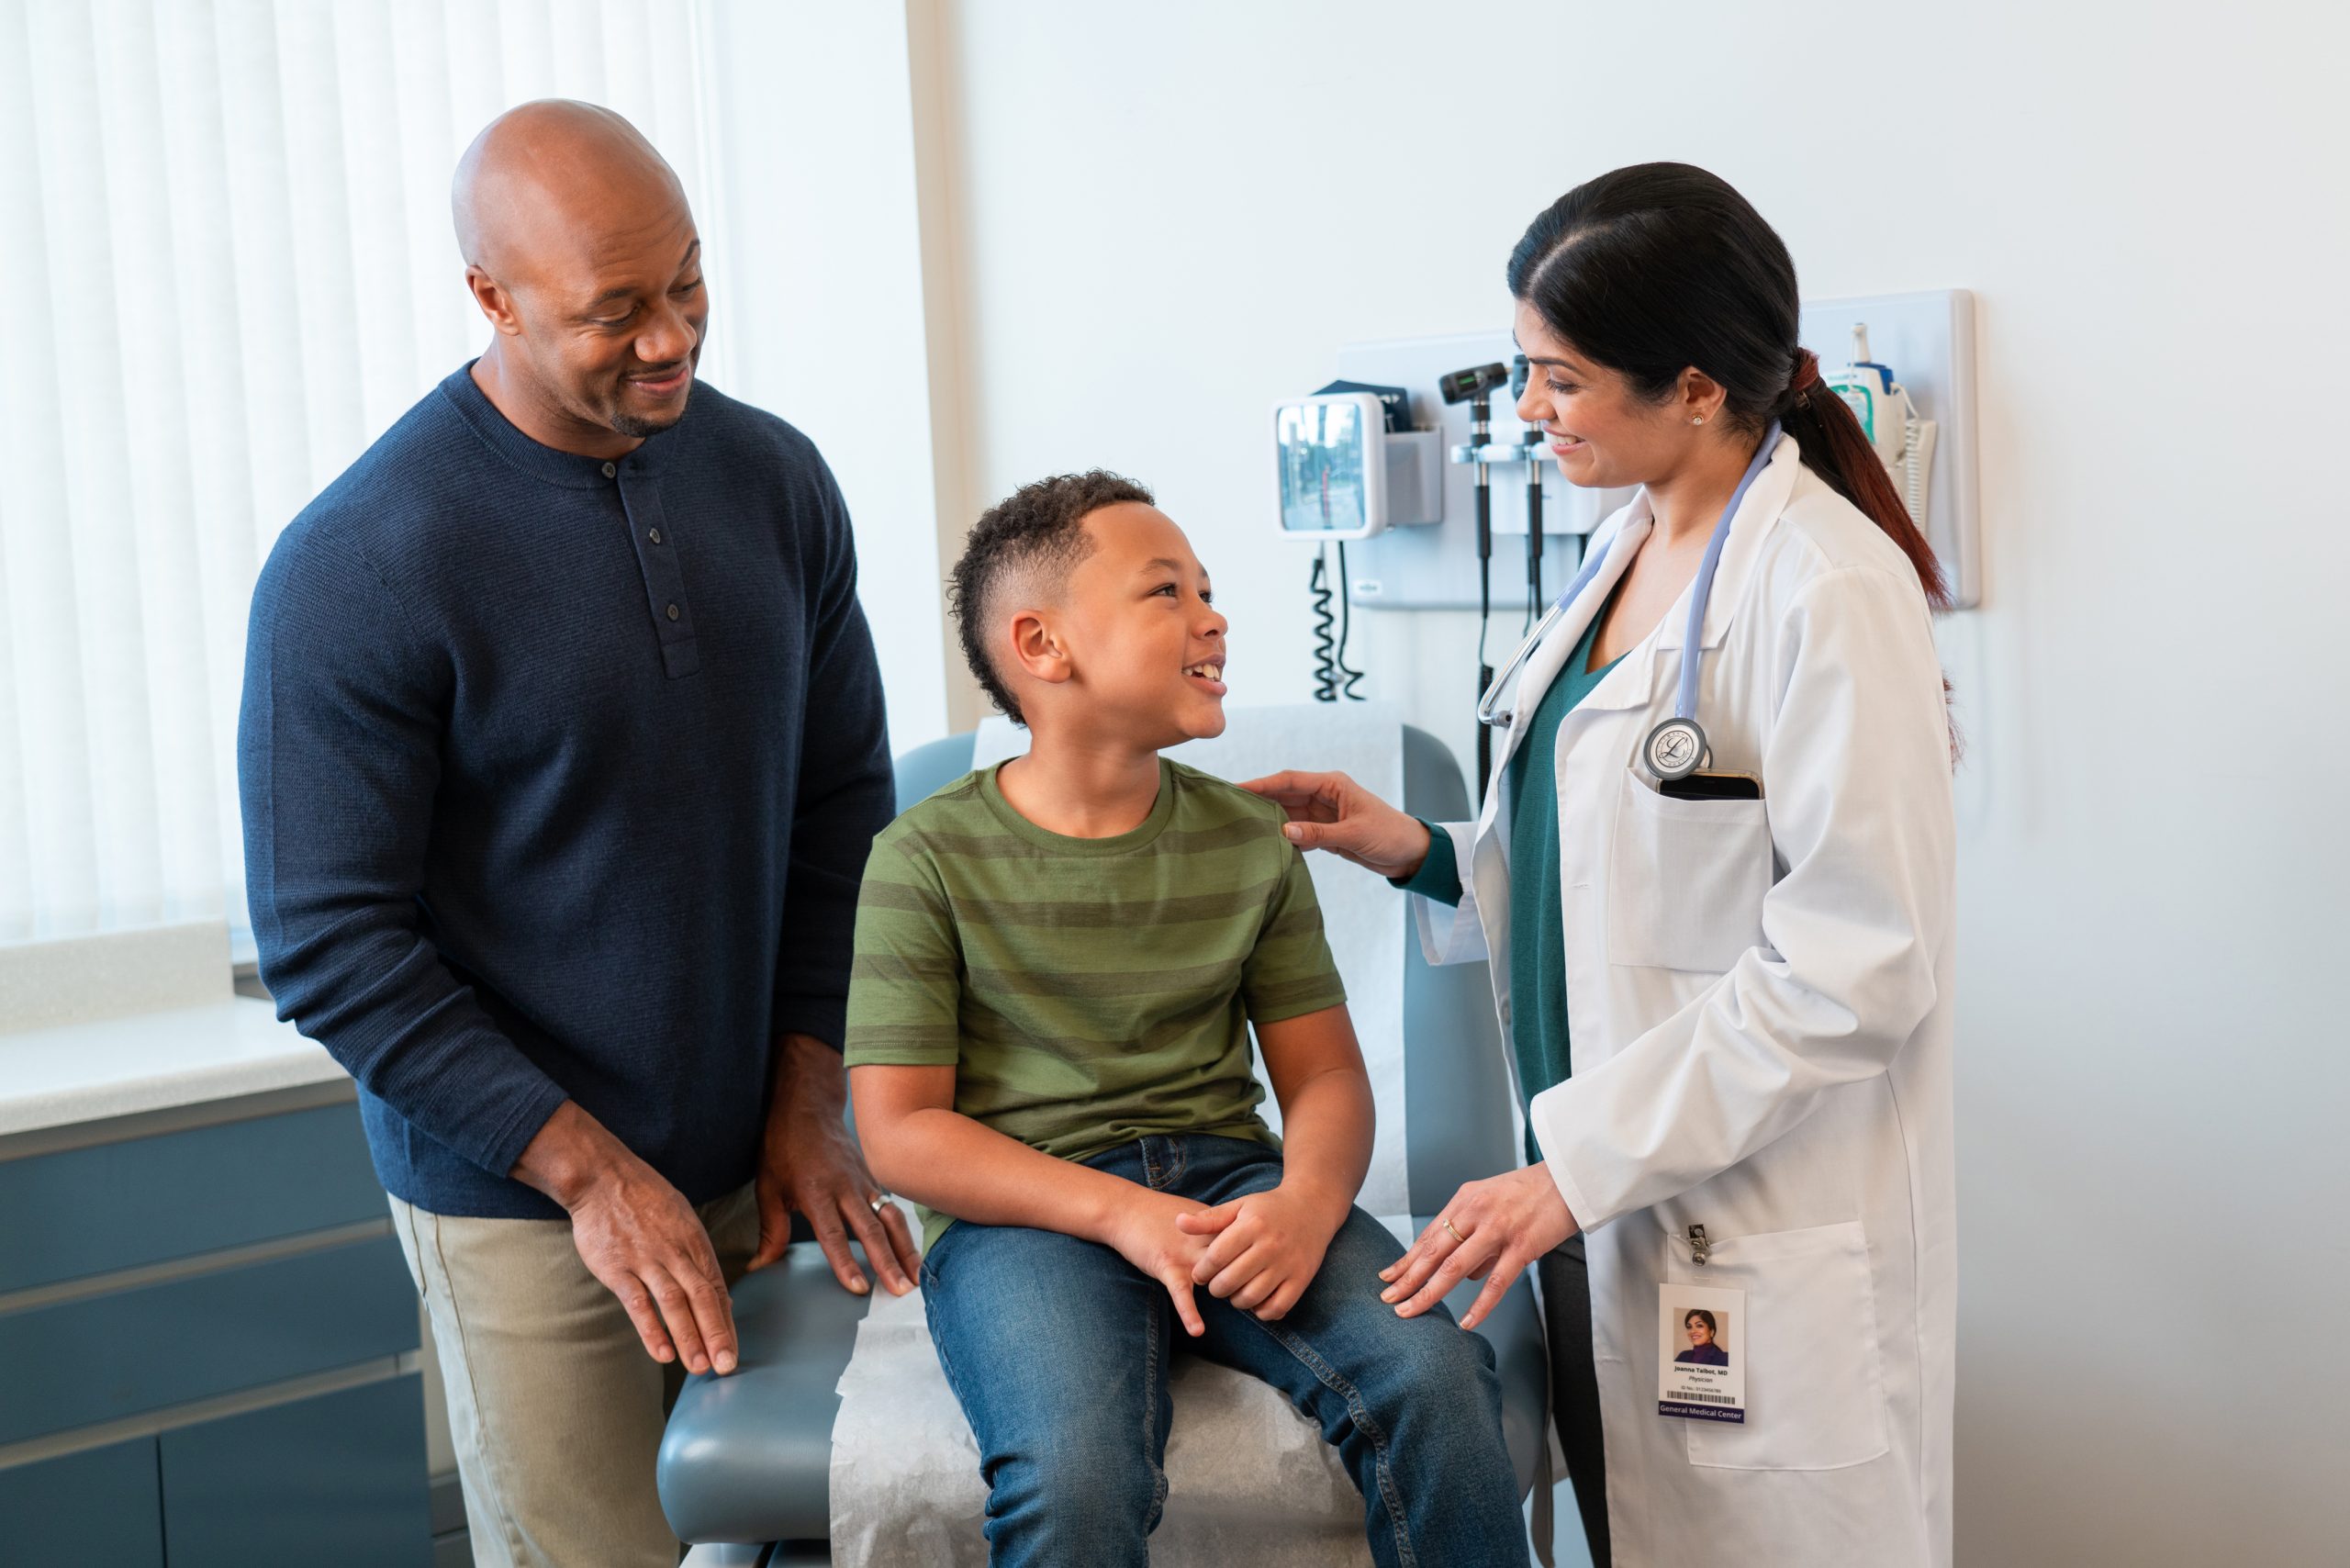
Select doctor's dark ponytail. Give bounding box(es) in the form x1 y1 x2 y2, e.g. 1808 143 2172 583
1505 162 1948 610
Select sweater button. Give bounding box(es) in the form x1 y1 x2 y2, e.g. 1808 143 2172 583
648 528 662 545
601 461 617 478
666 602 680 622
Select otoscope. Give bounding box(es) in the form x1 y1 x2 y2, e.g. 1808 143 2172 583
1438 361 1512 801
1511 354 1544 619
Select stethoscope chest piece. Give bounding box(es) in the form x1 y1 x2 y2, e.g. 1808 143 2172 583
1643 716 1708 781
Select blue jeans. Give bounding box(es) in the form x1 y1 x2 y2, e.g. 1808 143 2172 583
921 1134 1528 1568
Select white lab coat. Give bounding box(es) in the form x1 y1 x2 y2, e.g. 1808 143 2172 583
1414 433 1955 1568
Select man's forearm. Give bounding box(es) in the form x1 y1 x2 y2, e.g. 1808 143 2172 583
509 1099 636 1209
769 1032 848 1116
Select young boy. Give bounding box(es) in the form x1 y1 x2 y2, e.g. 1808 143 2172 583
845 471 1528 1568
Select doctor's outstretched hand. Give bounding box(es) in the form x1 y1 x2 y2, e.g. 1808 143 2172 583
1240 769 1430 881
1382 1166 1580 1332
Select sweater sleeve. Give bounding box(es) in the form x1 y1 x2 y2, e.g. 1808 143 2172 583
770 459 897 1050
238 529 569 1181
1389 816 1462 906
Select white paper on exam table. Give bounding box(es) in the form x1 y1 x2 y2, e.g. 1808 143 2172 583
827 1207 1417 1568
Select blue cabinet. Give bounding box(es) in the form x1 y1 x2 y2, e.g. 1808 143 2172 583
0 1233 418 1446
0 1091 431 1561
0 1102 386 1294
0 1437 165 1567
161 1374 431 1568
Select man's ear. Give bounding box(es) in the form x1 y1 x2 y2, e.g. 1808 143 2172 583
466 265 524 337
1005 609 1072 690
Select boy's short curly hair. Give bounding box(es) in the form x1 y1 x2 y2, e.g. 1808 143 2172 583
948 470 1154 725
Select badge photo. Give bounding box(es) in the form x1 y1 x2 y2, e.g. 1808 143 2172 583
1658 1282 1747 1423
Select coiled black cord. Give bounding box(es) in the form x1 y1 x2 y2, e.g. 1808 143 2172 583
1309 548 1339 701
1334 542 1364 700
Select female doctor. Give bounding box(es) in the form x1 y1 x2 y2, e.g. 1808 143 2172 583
1248 163 1956 1568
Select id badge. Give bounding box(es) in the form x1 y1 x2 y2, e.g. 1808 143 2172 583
1658 1283 1746 1423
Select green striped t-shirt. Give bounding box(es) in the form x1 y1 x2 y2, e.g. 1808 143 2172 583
845 757 1348 1248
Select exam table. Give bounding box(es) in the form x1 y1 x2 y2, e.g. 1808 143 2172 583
658 724 1548 1565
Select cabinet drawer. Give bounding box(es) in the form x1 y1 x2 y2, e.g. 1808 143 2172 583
0 1234 419 1444
161 1374 431 1568
0 1436 165 1566
0 1101 384 1293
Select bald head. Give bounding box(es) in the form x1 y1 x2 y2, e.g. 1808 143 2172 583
453 100 688 280
453 100 709 454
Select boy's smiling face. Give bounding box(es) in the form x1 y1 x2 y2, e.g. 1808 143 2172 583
1015 501 1228 750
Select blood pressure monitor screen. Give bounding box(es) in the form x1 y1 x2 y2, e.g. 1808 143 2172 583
1276 399 1372 535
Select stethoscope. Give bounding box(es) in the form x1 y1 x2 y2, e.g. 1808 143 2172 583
1475 421 1782 783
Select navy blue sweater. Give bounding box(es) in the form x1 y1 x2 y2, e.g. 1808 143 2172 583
240 365 893 1218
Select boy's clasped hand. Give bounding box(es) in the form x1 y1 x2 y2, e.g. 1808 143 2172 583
1178 1179 1352 1323
1094 1180 1350 1336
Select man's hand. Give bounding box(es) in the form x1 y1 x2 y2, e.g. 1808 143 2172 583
1102 1187 1214 1337
510 1099 738 1375
1177 1182 1348 1321
750 1033 920 1296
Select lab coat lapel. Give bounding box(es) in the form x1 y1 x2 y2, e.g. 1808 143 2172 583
1484 513 1651 794
1467 513 1649 998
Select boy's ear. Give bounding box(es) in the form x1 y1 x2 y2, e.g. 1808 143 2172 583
1005 608 1074 691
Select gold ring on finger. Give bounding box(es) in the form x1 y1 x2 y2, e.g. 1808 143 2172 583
1441 1217 1466 1244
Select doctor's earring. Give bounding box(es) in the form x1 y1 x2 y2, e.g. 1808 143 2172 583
1691 415 1706 425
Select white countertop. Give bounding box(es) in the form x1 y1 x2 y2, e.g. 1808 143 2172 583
0 997 351 1138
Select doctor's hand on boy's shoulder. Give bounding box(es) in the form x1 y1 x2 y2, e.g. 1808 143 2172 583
1177 1180 1350 1324
1241 769 1429 881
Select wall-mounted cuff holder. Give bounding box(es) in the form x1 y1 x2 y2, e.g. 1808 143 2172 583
1385 431 1443 526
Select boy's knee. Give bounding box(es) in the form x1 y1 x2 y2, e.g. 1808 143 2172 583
990 1436 1164 1551
1359 1316 1505 1439
1377 1306 1498 1388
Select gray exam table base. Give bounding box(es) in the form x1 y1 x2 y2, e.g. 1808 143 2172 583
660 726 1550 1556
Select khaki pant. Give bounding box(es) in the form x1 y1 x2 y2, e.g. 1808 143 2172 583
389 1185 761 1568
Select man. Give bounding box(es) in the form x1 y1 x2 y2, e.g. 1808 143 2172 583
239 100 919 1565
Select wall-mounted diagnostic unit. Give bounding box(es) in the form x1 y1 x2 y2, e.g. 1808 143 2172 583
1282 333 1628 614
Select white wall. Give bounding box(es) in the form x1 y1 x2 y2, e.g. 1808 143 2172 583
703 0 949 753
912 2 2350 1561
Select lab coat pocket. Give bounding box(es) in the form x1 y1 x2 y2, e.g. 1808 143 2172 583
1606 770 1771 972
1671 1219 1889 1472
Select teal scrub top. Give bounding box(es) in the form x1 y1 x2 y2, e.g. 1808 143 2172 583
1398 599 1624 1157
